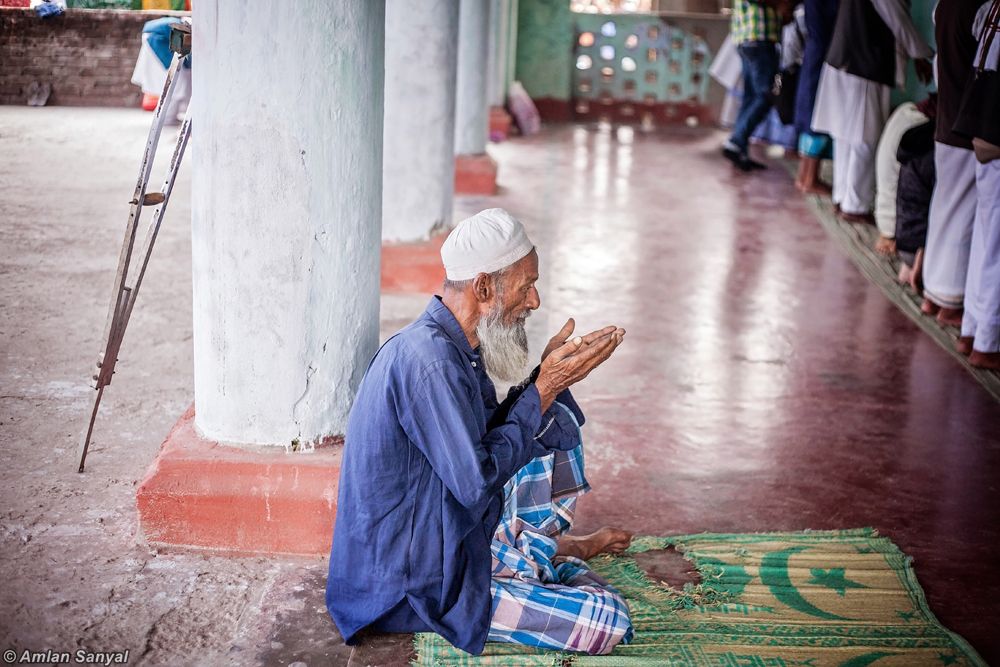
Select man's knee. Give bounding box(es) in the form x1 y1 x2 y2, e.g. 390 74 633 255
577 590 633 655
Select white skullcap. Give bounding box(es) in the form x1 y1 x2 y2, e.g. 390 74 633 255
440 208 534 281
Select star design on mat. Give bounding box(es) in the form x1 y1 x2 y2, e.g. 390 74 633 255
896 610 917 622
937 652 958 665
806 568 867 596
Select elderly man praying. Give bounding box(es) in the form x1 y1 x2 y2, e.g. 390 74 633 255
325 208 633 656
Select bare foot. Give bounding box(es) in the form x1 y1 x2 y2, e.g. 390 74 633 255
956 336 975 356
937 307 964 327
801 181 833 195
897 264 912 285
874 236 896 256
910 248 924 293
969 350 1000 370
556 527 633 561
839 210 875 225
921 298 940 316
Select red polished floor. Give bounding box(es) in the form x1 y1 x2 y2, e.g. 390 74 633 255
463 124 1000 661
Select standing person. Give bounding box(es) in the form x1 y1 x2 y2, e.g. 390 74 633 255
721 0 783 171
954 0 1000 368
793 0 840 193
919 0 990 326
811 0 933 223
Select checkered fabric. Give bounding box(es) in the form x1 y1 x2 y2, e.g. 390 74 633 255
731 0 780 44
486 403 634 656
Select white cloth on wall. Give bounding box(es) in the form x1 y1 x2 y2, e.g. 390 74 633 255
131 35 167 96
130 34 191 124
874 101 929 237
832 139 876 214
923 142 979 308
709 35 742 90
709 35 742 127
961 160 1000 353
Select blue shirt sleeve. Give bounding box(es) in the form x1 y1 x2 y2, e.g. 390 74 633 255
498 366 586 453
399 360 543 512
532 388 585 452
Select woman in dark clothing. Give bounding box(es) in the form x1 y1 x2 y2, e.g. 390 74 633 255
793 0 840 193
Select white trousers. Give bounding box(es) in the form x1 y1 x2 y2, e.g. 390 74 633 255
961 160 1000 353
832 139 876 215
923 143 978 309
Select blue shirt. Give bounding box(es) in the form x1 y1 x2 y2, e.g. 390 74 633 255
326 297 584 655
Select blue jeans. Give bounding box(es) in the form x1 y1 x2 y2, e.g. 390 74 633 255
729 41 779 153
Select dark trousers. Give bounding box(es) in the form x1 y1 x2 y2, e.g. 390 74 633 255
729 41 779 153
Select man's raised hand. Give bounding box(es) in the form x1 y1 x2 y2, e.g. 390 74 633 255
542 318 576 362
535 325 625 412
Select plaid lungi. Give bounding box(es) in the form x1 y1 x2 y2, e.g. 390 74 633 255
486 403 634 655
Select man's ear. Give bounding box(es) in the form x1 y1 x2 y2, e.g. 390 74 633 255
472 272 493 303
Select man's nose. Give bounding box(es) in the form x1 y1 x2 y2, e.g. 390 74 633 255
527 287 540 310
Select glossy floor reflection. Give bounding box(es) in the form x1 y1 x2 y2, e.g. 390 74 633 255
456 124 999 661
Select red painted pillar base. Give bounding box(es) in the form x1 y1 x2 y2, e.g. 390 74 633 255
489 106 513 142
136 405 342 556
381 233 447 294
454 153 498 196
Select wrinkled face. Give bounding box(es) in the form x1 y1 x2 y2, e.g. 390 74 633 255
490 250 541 325
476 251 540 383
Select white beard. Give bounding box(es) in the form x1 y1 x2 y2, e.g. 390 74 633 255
476 305 530 384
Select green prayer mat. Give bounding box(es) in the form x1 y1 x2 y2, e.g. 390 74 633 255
412 529 986 666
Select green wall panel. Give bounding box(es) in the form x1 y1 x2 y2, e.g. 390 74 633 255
515 0 575 100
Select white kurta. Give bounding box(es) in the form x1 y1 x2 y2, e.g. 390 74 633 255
811 0 932 213
811 0 932 145
874 102 929 237
961 160 1000 353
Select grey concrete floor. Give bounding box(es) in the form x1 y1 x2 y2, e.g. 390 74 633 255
0 107 430 666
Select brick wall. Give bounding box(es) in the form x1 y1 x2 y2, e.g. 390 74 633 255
0 8 188 107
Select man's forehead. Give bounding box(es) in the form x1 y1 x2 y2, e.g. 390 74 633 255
514 250 539 281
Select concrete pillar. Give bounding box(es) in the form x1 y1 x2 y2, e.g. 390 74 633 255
455 0 491 156
484 0 516 144
382 0 459 242
191 0 385 445
487 0 511 108
506 0 519 95
454 0 499 194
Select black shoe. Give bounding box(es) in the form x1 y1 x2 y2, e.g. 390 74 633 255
722 145 743 165
739 156 767 171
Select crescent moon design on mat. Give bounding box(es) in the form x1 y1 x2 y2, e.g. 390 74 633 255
838 651 898 667
759 546 851 620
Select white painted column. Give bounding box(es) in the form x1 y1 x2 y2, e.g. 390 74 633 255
506 0 519 94
487 0 511 108
455 0 491 155
191 0 385 445
382 0 460 242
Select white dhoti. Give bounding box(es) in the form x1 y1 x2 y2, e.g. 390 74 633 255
832 140 876 216
961 160 1000 353
874 102 929 238
922 143 979 309
812 65 891 215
